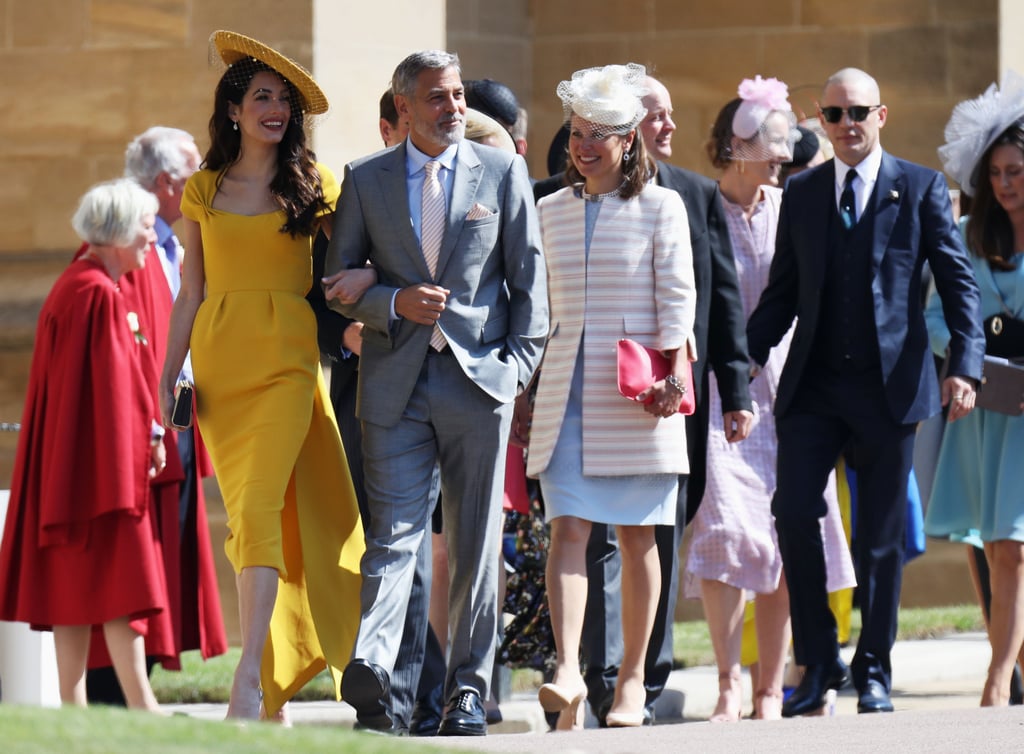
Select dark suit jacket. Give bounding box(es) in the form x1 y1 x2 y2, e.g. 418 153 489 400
534 164 751 512
307 232 359 410
747 153 985 424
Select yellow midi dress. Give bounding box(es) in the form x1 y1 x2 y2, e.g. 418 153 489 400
181 165 363 714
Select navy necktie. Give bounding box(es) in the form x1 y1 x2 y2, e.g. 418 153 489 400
840 170 857 230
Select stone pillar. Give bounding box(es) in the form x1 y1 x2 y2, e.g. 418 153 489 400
312 0 446 169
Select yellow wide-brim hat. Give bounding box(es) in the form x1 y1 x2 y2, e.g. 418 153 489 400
209 30 329 115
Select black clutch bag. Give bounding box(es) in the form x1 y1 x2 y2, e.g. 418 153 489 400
976 356 1024 416
171 381 194 430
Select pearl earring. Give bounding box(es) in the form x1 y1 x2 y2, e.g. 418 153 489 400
232 121 238 131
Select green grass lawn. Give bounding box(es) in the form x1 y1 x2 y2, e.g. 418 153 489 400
0 703 437 754
0 605 985 753
151 604 985 703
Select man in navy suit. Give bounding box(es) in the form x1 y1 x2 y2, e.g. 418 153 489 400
746 68 985 717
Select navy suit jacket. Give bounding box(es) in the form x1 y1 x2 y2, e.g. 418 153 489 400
747 152 984 425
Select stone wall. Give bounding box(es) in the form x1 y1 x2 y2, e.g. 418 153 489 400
528 0 998 179
0 1 322 481
0 1 1001 617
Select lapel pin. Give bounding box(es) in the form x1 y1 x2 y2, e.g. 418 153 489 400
889 189 900 201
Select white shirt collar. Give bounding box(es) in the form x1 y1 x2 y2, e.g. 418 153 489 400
406 138 459 175
836 145 883 189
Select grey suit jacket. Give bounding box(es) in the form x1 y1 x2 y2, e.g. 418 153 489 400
326 139 548 428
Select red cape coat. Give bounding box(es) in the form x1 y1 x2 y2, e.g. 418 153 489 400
0 257 170 632
86 243 227 670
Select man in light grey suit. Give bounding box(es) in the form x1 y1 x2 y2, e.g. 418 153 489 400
325 50 547 737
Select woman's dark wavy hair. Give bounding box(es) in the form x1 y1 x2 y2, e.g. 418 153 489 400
563 122 656 200
204 59 328 237
705 97 743 170
966 123 1024 271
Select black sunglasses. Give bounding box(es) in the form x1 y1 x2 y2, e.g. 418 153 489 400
819 105 882 124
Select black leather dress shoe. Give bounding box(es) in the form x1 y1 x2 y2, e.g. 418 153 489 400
438 689 487 736
857 680 894 713
342 659 392 731
781 657 850 718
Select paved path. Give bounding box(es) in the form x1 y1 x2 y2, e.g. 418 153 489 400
165 632 1011 751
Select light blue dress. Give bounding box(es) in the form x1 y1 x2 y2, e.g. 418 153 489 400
923 245 1024 545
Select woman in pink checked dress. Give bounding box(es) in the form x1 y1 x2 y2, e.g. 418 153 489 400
683 77 856 722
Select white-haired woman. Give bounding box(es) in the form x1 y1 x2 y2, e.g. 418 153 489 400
526 63 696 729
0 179 168 711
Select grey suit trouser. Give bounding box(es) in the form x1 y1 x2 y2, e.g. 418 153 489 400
355 348 511 703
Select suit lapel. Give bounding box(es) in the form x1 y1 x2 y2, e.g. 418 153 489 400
802 161 836 288
438 141 483 277
376 143 430 274
656 164 692 209
870 152 906 273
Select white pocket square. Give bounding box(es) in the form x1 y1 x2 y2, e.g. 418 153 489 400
466 203 496 221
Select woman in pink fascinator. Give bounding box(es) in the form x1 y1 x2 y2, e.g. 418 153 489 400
683 75 856 722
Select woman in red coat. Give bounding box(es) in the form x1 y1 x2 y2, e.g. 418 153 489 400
0 178 168 711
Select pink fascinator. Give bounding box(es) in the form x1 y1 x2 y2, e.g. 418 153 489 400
732 76 792 140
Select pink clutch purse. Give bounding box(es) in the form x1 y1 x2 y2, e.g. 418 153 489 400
616 338 696 415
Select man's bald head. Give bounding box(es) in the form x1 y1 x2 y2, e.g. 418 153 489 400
819 67 887 167
639 75 676 160
822 68 881 104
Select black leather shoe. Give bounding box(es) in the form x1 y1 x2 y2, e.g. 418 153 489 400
438 689 487 736
857 680 894 713
410 683 444 736
781 657 850 717
342 659 392 731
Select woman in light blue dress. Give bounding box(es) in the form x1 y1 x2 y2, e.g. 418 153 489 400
928 83 1024 705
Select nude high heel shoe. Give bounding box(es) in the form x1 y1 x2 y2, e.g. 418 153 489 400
538 681 588 731
605 710 644 727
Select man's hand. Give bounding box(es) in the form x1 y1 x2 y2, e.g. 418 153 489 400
723 409 754 442
395 284 449 325
342 321 364 357
942 374 977 422
323 267 378 305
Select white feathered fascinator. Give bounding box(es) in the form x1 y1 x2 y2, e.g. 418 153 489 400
938 70 1024 196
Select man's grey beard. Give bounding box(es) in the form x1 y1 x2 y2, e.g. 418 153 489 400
436 120 466 146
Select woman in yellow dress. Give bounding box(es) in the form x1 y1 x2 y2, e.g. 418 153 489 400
159 31 363 721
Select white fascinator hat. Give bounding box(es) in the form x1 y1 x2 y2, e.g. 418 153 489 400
939 70 1024 196
556 63 648 136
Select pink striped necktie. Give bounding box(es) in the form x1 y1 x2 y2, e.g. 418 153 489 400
421 160 448 351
